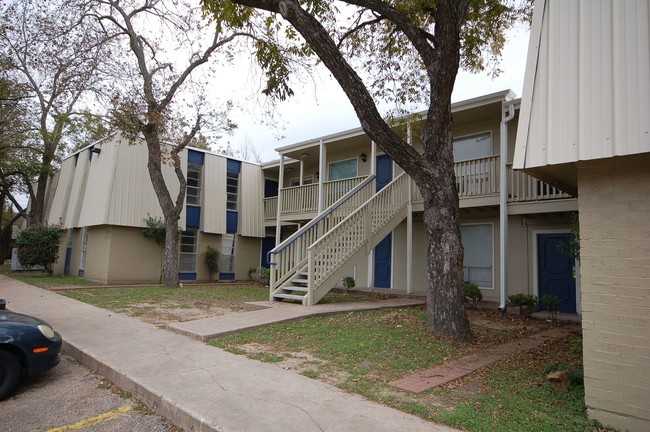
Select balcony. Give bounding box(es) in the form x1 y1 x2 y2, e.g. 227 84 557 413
265 157 573 221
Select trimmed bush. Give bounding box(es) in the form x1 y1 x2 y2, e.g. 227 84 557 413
464 283 482 309
16 224 62 275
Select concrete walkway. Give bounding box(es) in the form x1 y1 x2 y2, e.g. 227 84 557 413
0 276 454 432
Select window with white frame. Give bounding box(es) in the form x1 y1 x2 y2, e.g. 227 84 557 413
289 176 313 187
220 234 235 273
328 159 357 181
186 163 202 205
179 230 198 273
460 224 493 288
226 171 239 211
453 133 492 162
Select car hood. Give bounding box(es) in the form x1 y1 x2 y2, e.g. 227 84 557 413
0 310 50 326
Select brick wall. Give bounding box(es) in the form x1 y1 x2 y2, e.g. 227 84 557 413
578 153 650 432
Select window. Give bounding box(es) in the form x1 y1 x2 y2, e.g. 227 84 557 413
226 171 239 211
289 176 313 187
78 227 88 277
460 224 493 288
186 163 202 205
453 133 492 162
179 230 198 273
328 159 357 181
220 234 235 273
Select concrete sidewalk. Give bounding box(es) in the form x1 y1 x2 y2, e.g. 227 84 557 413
0 276 455 432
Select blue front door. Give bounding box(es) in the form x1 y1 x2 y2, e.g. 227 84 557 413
538 233 577 313
261 236 275 268
374 154 393 288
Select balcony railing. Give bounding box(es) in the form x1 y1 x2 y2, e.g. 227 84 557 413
267 158 573 221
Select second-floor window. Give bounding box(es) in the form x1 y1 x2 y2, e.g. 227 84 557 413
226 171 239 211
453 132 492 162
187 163 202 205
289 176 313 186
328 159 357 181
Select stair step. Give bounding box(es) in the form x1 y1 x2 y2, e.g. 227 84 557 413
290 278 308 285
273 293 306 301
283 286 308 293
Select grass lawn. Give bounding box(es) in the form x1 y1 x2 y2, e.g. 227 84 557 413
0 263 99 288
210 307 599 432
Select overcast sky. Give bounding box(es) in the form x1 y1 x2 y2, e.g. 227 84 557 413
223 24 531 162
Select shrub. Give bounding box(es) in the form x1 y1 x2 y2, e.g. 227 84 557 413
16 224 62 275
141 215 166 244
508 293 538 317
205 246 219 281
342 276 356 290
541 293 561 322
464 283 482 309
248 267 270 285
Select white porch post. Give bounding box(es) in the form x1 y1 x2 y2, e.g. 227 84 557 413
299 159 304 186
499 102 516 309
318 139 325 213
367 140 377 288
406 122 413 294
275 155 285 246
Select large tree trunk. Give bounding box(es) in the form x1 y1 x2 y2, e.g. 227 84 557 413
143 130 183 288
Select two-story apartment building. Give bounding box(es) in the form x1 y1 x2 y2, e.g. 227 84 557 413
40 90 578 315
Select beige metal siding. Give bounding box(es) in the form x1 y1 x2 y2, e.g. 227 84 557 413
240 162 264 238
106 138 186 229
515 0 650 169
64 150 91 228
47 158 76 225
202 154 227 234
78 139 120 227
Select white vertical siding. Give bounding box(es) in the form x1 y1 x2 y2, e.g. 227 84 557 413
515 0 650 170
78 140 120 227
106 138 185 229
47 158 76 225
239 162 264 238
202 154 227 234
43 171 60 225
64 151 90 228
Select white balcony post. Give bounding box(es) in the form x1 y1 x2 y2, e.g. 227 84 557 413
367 140 377 288
276 155 285 246
318 139 325 213
499 102 516 310
299 159 304 186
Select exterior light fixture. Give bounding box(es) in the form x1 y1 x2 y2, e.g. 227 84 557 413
359 153 367 162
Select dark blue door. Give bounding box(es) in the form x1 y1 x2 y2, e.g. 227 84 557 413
376 154 393 191
63 248 72 276
538 233 576 313
264 179 279 198
374 154 393 288
261 236 275 268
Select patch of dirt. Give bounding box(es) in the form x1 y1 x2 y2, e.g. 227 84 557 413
121 300 266 326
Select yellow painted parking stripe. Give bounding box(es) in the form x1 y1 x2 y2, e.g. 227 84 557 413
47 405 132 432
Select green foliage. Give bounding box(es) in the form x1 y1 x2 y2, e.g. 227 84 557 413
248 266 270 284
141 215 166 245
508 293 538 316
342 276 356 290
464 283 483 309
205 246 220 280
541 294 561 322
15 224 62 275
557 213 581 260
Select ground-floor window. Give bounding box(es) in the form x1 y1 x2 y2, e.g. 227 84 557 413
78 227 88 277
460 223 493 289
179 230 198 273
220 234 235 275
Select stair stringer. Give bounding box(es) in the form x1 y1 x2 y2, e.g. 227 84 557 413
307 206 408 306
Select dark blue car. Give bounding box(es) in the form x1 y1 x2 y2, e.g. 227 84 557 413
0 300 62 401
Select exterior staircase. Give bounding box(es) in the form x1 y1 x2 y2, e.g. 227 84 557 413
269 172 411 305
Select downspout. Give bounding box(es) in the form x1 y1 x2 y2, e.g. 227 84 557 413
317 139 325 213
499 102 516 311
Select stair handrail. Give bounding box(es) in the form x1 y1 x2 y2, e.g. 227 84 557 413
268 174 376 295
305 172 409 302
267 174 375 263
